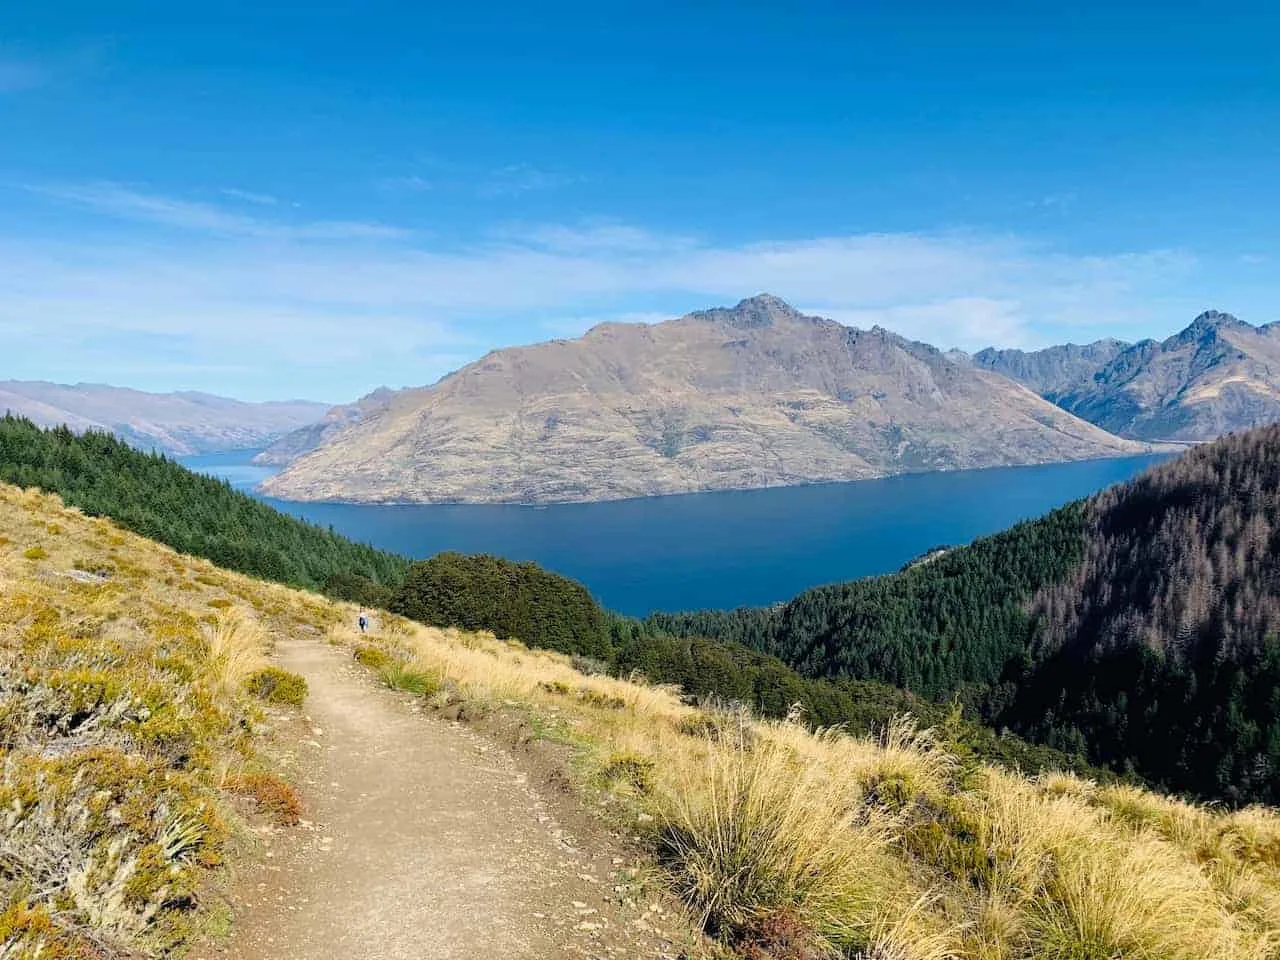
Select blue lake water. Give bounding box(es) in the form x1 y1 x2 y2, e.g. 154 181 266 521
181 453 1169 616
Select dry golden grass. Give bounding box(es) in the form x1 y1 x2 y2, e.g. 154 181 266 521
327 606 1280 960
3 482 1278 960
203 610 269 699
0 485 307 957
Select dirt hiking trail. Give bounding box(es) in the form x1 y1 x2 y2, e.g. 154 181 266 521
194 635 688 960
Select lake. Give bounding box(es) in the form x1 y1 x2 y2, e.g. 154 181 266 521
181 453 1169 616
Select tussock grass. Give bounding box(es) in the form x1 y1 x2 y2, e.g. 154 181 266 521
377 660 441 697
655 733 910 954
203 611 268 699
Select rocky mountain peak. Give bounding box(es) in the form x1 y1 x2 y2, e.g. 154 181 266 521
690 293 805 329
1176 310 1249 343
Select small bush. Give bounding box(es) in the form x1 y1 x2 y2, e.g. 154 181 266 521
322 570 394 608
23 546 47 561
206 598 232 609
538 679 571 696
353 643 391 670
226 773 303 826
572 655 609 677
579 688 627 710
244 667 308 706
388 551 612 657
0 901 92 959
603 752 656 793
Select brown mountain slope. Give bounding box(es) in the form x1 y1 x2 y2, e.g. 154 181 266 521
261 295 1156 504
0 380 327 455
1052 311 1280 441
970 338 1130 397
251 387 395 465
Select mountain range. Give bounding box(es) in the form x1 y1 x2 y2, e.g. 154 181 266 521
251 387 395 465
972 309 1280 441
0 381 328 456
258 295 1152 504
11 301 1280 503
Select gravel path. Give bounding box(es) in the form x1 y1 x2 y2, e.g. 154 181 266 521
193 635 685 960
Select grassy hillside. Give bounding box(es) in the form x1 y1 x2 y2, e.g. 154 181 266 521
4 482 1278 959
654 428 1280 805
0 484 311 956
0 415 406 590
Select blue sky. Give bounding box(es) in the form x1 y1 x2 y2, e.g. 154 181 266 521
3 1 1278 401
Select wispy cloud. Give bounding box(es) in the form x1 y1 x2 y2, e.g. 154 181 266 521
31 182 410 241
379 175 434 192
219 187 279 206
477 164 581 197
379 161 580 198
0 185 1221 398
491 221 697 254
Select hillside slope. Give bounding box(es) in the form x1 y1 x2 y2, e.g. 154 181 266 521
0 484 312 955
0 380 326 455
974 311 1280 442
1054 311 1280 440
0 415 407 590
251 387 395 466
655 427 1280 803
261 294 1153 504
1011 426 1280 801
972 338 1129 397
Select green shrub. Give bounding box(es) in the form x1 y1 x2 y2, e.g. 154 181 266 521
389 552 611 658
244 667 308 706
22 546 47 561
322 570 395 607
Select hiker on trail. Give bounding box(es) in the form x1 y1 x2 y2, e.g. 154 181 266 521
358 611 368 633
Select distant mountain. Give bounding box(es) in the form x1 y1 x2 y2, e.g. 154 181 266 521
972 311 1280 441
252 387 395 465
971 339 1130 397
261 294 1155 504
1054 311 1280 440
0 381 327 456
653 425 1280 803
